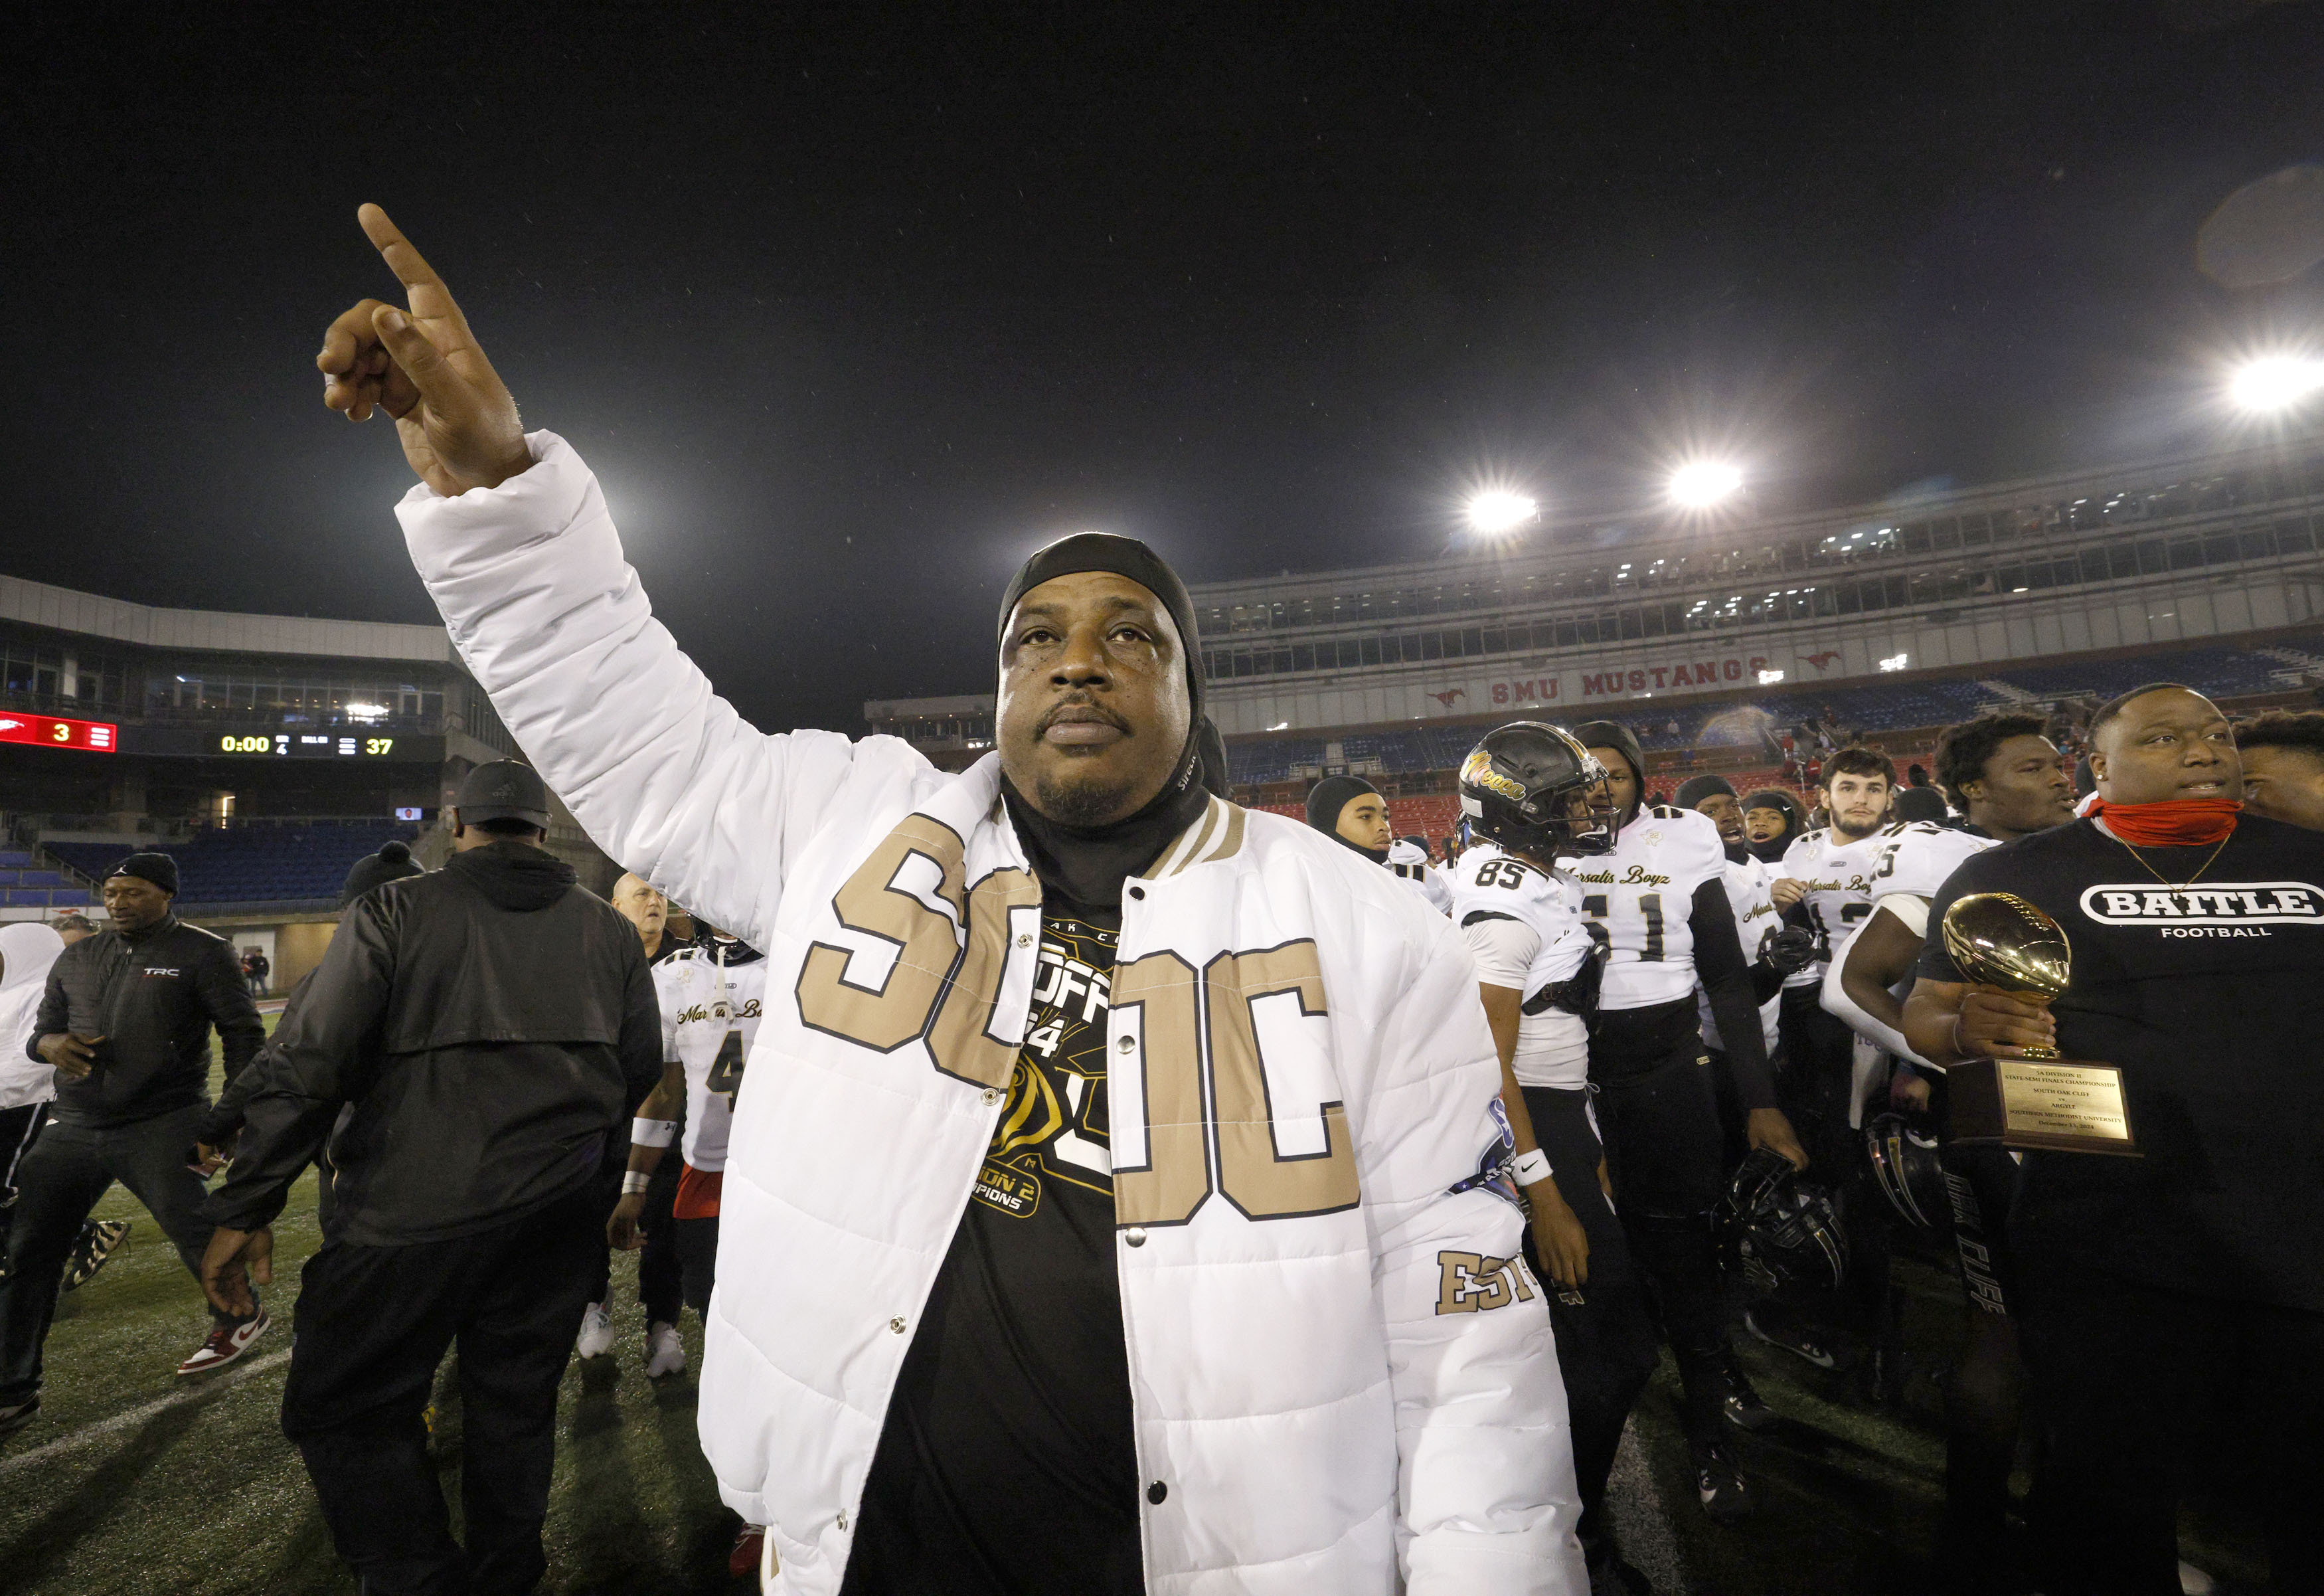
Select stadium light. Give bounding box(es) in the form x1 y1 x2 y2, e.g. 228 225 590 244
1670 461 1745 509
1465 491 1538 535
1758 668 1785 685
1878 653 1908 672
2229 356 2324 413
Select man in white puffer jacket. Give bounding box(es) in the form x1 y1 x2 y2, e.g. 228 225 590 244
316 205 1584 1596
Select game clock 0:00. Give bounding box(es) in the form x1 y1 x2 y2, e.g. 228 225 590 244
219 735 272 753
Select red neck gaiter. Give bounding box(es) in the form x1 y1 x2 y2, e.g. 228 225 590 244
2087 796 2240 847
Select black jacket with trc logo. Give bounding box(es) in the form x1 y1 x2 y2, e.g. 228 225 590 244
202 842 663 1246
33 916 264 1130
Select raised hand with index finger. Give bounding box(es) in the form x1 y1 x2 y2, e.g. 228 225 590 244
317 204 533 499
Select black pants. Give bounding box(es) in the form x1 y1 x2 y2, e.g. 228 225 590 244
0 1103 240 1405
282 1186 604 1596
2017 1268 2324 1596
1775 987 1894 1346
1589 1014 1733 1446
674 1213 719 1318
1519 1086 1661 1543
1935 1135 2027 1560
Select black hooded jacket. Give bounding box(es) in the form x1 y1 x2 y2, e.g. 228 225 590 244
203 841 662 1244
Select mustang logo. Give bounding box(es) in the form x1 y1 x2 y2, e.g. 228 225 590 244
1430 687 1467 708
1800 650 1842 671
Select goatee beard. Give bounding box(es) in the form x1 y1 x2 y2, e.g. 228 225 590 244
1034 767 1145 827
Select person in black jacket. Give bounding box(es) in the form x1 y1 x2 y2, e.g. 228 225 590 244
199 762 661 1596
0 851 266 1437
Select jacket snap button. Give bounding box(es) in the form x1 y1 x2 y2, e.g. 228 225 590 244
1116 1035 1133 1053
889 1316 906 1334
1016 932 1033 948
981 1087 1001 1106
837 1509 849 1531
1127 885 1145 900
1124 1227 1147 1247
1147 1480 1168 1504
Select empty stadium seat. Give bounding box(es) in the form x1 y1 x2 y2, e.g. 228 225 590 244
43 820 420 909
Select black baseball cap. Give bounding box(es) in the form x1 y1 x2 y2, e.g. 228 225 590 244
454 760 552 829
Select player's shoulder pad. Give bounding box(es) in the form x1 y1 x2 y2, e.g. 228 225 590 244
1646 802 1688 820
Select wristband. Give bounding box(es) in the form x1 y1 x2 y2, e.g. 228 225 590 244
622 1170 653 1195
631 1116 677 1149
1512 1148 1553 1187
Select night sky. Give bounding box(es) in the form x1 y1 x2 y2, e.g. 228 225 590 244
9 3 2321 733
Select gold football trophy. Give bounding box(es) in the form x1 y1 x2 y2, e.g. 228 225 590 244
1940 893 2139 1156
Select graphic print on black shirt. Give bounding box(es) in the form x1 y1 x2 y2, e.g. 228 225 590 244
1918 815 2324 1313
971 918 1116 1223
843 913 1143 1596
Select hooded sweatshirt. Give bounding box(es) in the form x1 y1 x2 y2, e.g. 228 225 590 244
204 841 663 1244
0 923 66 1112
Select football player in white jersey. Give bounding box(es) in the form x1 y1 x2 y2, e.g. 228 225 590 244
1675 774 1817 1088
610 926 770 1338
1561 722 1805 1523
1821 714 2074 1582
1450 725 1659 1588
1762 746 1900 1381
1303 774 1452 912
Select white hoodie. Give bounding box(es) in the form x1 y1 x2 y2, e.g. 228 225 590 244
397 434 1585 1596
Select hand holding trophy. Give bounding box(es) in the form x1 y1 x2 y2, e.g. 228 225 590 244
1940 893 2140 1156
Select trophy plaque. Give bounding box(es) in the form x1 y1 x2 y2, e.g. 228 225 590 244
1940 893 2139 1157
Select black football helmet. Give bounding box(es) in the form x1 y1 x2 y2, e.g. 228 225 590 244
1459 722 1623 859
1864 1113 1951 1231
1716 1148 1847 1295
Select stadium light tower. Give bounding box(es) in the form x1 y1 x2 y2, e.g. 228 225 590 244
1669 460 1745 509
1465 490 1539 535
2229 355 2324 413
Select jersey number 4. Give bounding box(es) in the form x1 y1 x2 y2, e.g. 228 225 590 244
705 1027 746 1106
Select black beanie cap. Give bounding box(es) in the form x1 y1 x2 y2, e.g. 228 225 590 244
1674 774 1737 809
107 851 178 897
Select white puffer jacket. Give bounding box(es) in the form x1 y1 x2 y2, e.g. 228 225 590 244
398 434 1584 1595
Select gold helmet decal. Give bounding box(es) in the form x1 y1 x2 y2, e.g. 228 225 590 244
1461 747 1529 804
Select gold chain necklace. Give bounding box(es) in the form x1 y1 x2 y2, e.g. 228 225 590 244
2102 825 2233 891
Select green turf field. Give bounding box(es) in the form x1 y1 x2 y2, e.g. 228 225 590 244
0 1023 2275 1594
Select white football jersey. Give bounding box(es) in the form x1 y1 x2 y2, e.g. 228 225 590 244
1388 838 1454 915
1777 823 1904 988
1700 851 1782 1055
1558 804 1729 1012
1448 843 1594 1089
1868 820 1997 906
653 938 770 1172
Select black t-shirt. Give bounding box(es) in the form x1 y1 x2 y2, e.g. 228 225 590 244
843 911 1142 1596
1919 814 2324 1311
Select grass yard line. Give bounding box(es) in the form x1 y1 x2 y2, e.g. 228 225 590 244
0 1348 293 1481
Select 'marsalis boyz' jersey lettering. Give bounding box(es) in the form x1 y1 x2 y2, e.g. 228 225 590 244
974 917 1117 1220
2078 882 2324 927
1778 822 1906 988
1560 804 1726 1011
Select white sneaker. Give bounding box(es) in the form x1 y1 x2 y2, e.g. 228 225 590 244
575 1300 616 1360
2179 1561 2216 1595
644 1320 686 1377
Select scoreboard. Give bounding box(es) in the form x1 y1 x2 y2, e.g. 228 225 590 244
213 731 404 758
0 713 118 753
116 726 445 762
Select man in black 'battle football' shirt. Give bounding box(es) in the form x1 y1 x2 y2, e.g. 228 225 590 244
1904 684 2324 1596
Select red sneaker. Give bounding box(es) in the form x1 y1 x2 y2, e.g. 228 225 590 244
176 1306 270 1376
728 1523 765 1581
